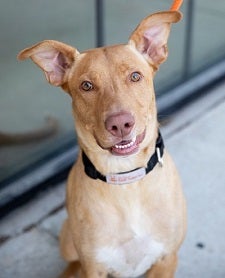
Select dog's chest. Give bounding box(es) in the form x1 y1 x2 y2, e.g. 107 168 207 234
95 204 165 277
96 235 164 277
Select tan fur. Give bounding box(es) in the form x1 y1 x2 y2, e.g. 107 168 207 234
18 9 186 278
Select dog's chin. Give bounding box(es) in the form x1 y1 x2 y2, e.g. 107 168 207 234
99 129 146 157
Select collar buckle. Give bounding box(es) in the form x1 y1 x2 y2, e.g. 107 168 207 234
156 147 164 167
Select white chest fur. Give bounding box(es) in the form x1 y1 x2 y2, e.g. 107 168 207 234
96 235 164 277
95 199 165 277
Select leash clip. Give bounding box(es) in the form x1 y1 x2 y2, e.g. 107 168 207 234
156 147 164 167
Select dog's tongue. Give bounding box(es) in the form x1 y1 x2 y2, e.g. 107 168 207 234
111 139 139 156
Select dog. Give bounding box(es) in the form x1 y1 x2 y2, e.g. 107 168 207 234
18 1 186 277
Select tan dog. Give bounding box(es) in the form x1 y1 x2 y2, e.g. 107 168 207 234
18 2 186 277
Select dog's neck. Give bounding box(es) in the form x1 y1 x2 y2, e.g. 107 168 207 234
81 131 164 185
77 122 158 174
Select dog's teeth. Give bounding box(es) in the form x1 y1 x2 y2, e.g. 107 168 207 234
114 138 136 150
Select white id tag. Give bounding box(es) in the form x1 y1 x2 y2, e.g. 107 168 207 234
106 167 146 185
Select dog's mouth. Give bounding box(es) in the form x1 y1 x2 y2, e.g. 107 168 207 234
110 129 146 156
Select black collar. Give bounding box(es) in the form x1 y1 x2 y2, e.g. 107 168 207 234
82 131 164 185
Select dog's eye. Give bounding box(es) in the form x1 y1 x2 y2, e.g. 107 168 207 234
81 81 93 91
130 72 142 82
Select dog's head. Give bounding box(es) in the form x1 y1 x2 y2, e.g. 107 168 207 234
18 11 181 160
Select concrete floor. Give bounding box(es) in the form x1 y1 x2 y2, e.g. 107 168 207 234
0 80 225 277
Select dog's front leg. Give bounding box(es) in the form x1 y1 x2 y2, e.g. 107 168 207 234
60 262 108 278
59 261 81 278
80 264 109 278
145 253 178 278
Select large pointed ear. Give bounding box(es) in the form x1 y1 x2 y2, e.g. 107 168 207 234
129 11 182 71
17 40 79 86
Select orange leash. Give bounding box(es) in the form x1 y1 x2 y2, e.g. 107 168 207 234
170 0 183 11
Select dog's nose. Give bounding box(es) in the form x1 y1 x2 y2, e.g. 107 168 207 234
105 112 135 137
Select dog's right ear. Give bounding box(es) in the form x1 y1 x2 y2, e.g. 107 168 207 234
17 40 79 87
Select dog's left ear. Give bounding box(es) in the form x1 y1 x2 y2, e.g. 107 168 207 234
129 11 182 71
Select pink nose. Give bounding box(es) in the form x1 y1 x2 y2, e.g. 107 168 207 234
105 112 135 138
